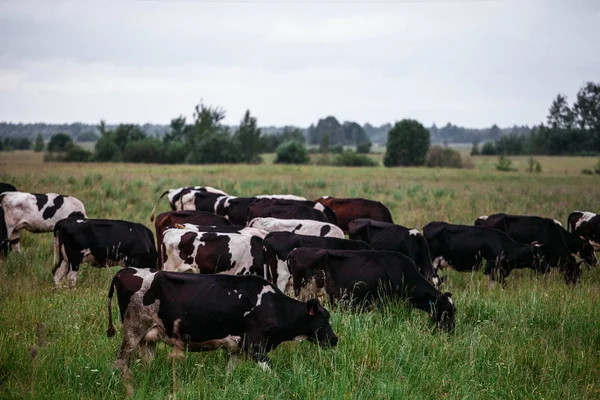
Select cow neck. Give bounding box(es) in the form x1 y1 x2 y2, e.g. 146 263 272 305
266 298 313 344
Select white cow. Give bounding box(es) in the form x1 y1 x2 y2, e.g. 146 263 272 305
248 217 344 239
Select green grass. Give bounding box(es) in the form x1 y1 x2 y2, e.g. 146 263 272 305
1 152 599 399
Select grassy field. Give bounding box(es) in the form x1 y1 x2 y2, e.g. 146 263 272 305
1 151 599 399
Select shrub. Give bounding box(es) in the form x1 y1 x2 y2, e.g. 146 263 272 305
471 141 480 156
496 155 515 171
481 142 497 155
331 145 344 154
44 144 93 162
356 141 372 154
581 169 594 175
95 136 121 162
525 157 542 173
122 138 163 163
426 146 463 168
333 150 378 167
384 119 430 167
595 158 600 174
47 133 73 152
275 141 309 164
34 134 45 152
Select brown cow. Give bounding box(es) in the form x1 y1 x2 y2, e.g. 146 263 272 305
315 197 393 232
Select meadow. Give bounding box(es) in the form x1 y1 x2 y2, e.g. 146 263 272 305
0 151 599 399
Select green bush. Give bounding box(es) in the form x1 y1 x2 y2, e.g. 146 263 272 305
47 133 73 152
122 138 163 163
95 136 121 162
384 119 430 167
44 143 93 162
275 140 309 164
331 144 344 154
525 157 542 173
333 150 378 167
481 142 497 155
425 146 463 168
496 155 515 171
356 141 372 154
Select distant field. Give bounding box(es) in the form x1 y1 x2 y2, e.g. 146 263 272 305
1 151 599 399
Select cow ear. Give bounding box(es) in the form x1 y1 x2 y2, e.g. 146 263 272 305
306 299 320 316
443 292 452 298
530 241 543 248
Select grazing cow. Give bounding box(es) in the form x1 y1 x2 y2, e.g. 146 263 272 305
247 201 329 224
154 210 232 262
248 217 345 239
287 248 455 332
214 196 259 225
567 211 600 251
53 217 158 288
0 183 17 256
255 194 307 201
106 268 337 374
348 218 442 288
476 213 596 278
149 186 228 221
0 191 87 253
263 231 372 292
423 222 541 285
316 197 393 232
161 228 265 277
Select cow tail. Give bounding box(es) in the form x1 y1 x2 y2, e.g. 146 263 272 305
149 190 170 222
52 224 63 274
106 275 118 338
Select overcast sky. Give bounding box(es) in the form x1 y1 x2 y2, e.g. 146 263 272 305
0 0 599 128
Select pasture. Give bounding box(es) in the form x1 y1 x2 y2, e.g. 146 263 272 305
1 151 599 399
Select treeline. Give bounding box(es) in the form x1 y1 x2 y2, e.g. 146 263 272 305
474 81 600 156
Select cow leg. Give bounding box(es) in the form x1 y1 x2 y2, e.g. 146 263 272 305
9 234 20 253
226 353 240 374
242 334 272 371
67 269 79 289
53 260 70 288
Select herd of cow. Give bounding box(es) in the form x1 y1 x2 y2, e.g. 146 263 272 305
1 182 599 378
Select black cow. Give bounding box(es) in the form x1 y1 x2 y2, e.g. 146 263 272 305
247 202 329 225
214 196 260 225
106 268 337 375
263 231 372 293
248 198 338 226
0 183 17 256
316 197 393 232
149 186 228 221
475 213 595 280
423 222 541 285
53 218 158 288
567 211 600 251
154 210 233 262
348 218 442 288
287 248 455 332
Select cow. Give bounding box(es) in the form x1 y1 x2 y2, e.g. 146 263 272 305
213 196 260 225
248 217 345 239
262 231 372 293
149 186 228 221
247 201 329 225
423 222 542 285
52 217 158 288
0 183 17 256
286 248 455 332
154 210 233 262
0 191 87 253
255 194 307 201
315 197 393 232
475 213 596 279
567 211 600 251
348 218 442 288
161 228 266 277
106 268 337 375
251 198 338 225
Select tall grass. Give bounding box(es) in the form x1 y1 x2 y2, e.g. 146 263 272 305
1 152 599 399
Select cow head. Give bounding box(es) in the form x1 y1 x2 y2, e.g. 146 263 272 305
430 292 455 333
67 211 86 220
303 299 338 348
561 257 583 284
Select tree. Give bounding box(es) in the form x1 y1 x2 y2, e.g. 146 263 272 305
47 133 73 152
470 141 480 156
356 141 372 154
34 134 45 152
234 110 262 163
383 119 430 167
572 81 600 151
95 134 120 161
275 141 309 164
320 132 330 153
547 94 574 129
481 142 497 155
114 124 146 152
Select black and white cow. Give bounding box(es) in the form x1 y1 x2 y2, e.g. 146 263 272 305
106 268 337 374
475 213 596 280
348 218 442 288
53 217 158 288
0 183 17 256
161 227 266 277
263 231 372 293
287 248 455 332
567 211 600 251
255 194 307 201
248 217 345 239
213 196 260 226
149 186 228 221
423 222 541 285
0 191 87 253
